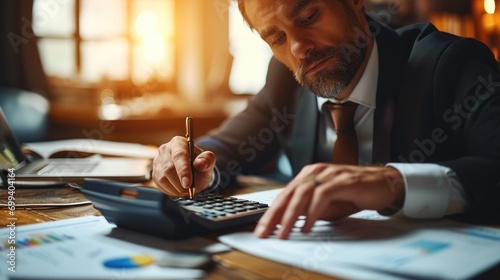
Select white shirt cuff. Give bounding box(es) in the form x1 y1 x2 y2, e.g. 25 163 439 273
386 163 454 219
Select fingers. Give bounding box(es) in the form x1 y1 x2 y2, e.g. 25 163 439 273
193 150 216 172
153 137 184 196
253 196 289 238
255 164 328 239
301 170 353 232
302 199 359 234
275 179 316 239
169 136 194 189
193 151 217 194
153 136 216 197
254 164 395 240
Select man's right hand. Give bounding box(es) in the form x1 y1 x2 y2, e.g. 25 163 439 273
153 136 217 197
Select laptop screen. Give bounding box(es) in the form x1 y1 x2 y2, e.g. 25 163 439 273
0 108 27 169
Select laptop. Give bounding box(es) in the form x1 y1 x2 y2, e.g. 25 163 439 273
0 108 152 186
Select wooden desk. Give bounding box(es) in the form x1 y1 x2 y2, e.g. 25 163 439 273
2 180 500 280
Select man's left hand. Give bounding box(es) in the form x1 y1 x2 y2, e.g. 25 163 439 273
254 163 405 239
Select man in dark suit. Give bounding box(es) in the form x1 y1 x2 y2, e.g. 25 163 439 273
153 0 500 239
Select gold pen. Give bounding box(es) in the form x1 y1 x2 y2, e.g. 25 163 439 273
186 117 196 199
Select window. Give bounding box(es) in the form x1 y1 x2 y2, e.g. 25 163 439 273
33 0 277 122
228 2 272 95
34 0 175 88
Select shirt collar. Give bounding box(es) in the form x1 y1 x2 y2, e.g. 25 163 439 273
317 40 378 110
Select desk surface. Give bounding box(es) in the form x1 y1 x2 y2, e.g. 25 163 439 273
0 179 336 280
2 180 500 280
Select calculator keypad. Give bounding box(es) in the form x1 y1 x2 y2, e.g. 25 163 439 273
173 194 268 222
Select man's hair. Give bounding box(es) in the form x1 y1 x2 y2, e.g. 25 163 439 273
232 0 355 30
233 0 254 29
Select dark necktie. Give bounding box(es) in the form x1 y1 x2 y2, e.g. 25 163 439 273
324 102 359 165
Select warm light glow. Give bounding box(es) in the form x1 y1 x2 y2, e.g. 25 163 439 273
134 11 166 65
485 0 496 14
100 103 124 120
143 33 165 63
228 3 273 95
135 11 157 35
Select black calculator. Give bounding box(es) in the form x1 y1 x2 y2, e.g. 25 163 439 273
81 179 269 239
173 195 268 225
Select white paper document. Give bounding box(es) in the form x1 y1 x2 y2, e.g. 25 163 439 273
24 139 158 159
220 210 500 280
0 216 205 279
233 187 284 205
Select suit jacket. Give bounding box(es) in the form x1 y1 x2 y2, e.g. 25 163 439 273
198 19 500 222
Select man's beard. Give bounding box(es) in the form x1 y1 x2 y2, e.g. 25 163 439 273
294 25 368 99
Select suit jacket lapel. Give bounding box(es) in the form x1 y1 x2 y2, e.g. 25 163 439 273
289 88 318 174
371 21 406 164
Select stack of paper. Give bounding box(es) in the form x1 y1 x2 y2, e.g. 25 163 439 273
226 189 500 279
219 210 500 279
0 216 212 279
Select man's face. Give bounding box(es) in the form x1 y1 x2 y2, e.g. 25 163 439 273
244 0 370 98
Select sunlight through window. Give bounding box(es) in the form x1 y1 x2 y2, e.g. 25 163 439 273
228 2 273 95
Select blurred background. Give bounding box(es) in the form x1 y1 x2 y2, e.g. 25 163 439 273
0 0 498 146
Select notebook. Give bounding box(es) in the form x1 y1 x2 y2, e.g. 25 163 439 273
0 108 151 186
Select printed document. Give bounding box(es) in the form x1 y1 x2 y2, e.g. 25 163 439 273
0 216 205 279
220 210 500 279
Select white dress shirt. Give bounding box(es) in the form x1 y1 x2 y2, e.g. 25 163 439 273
316 42 468 218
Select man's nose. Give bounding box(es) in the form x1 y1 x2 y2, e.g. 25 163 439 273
289 34 314 59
